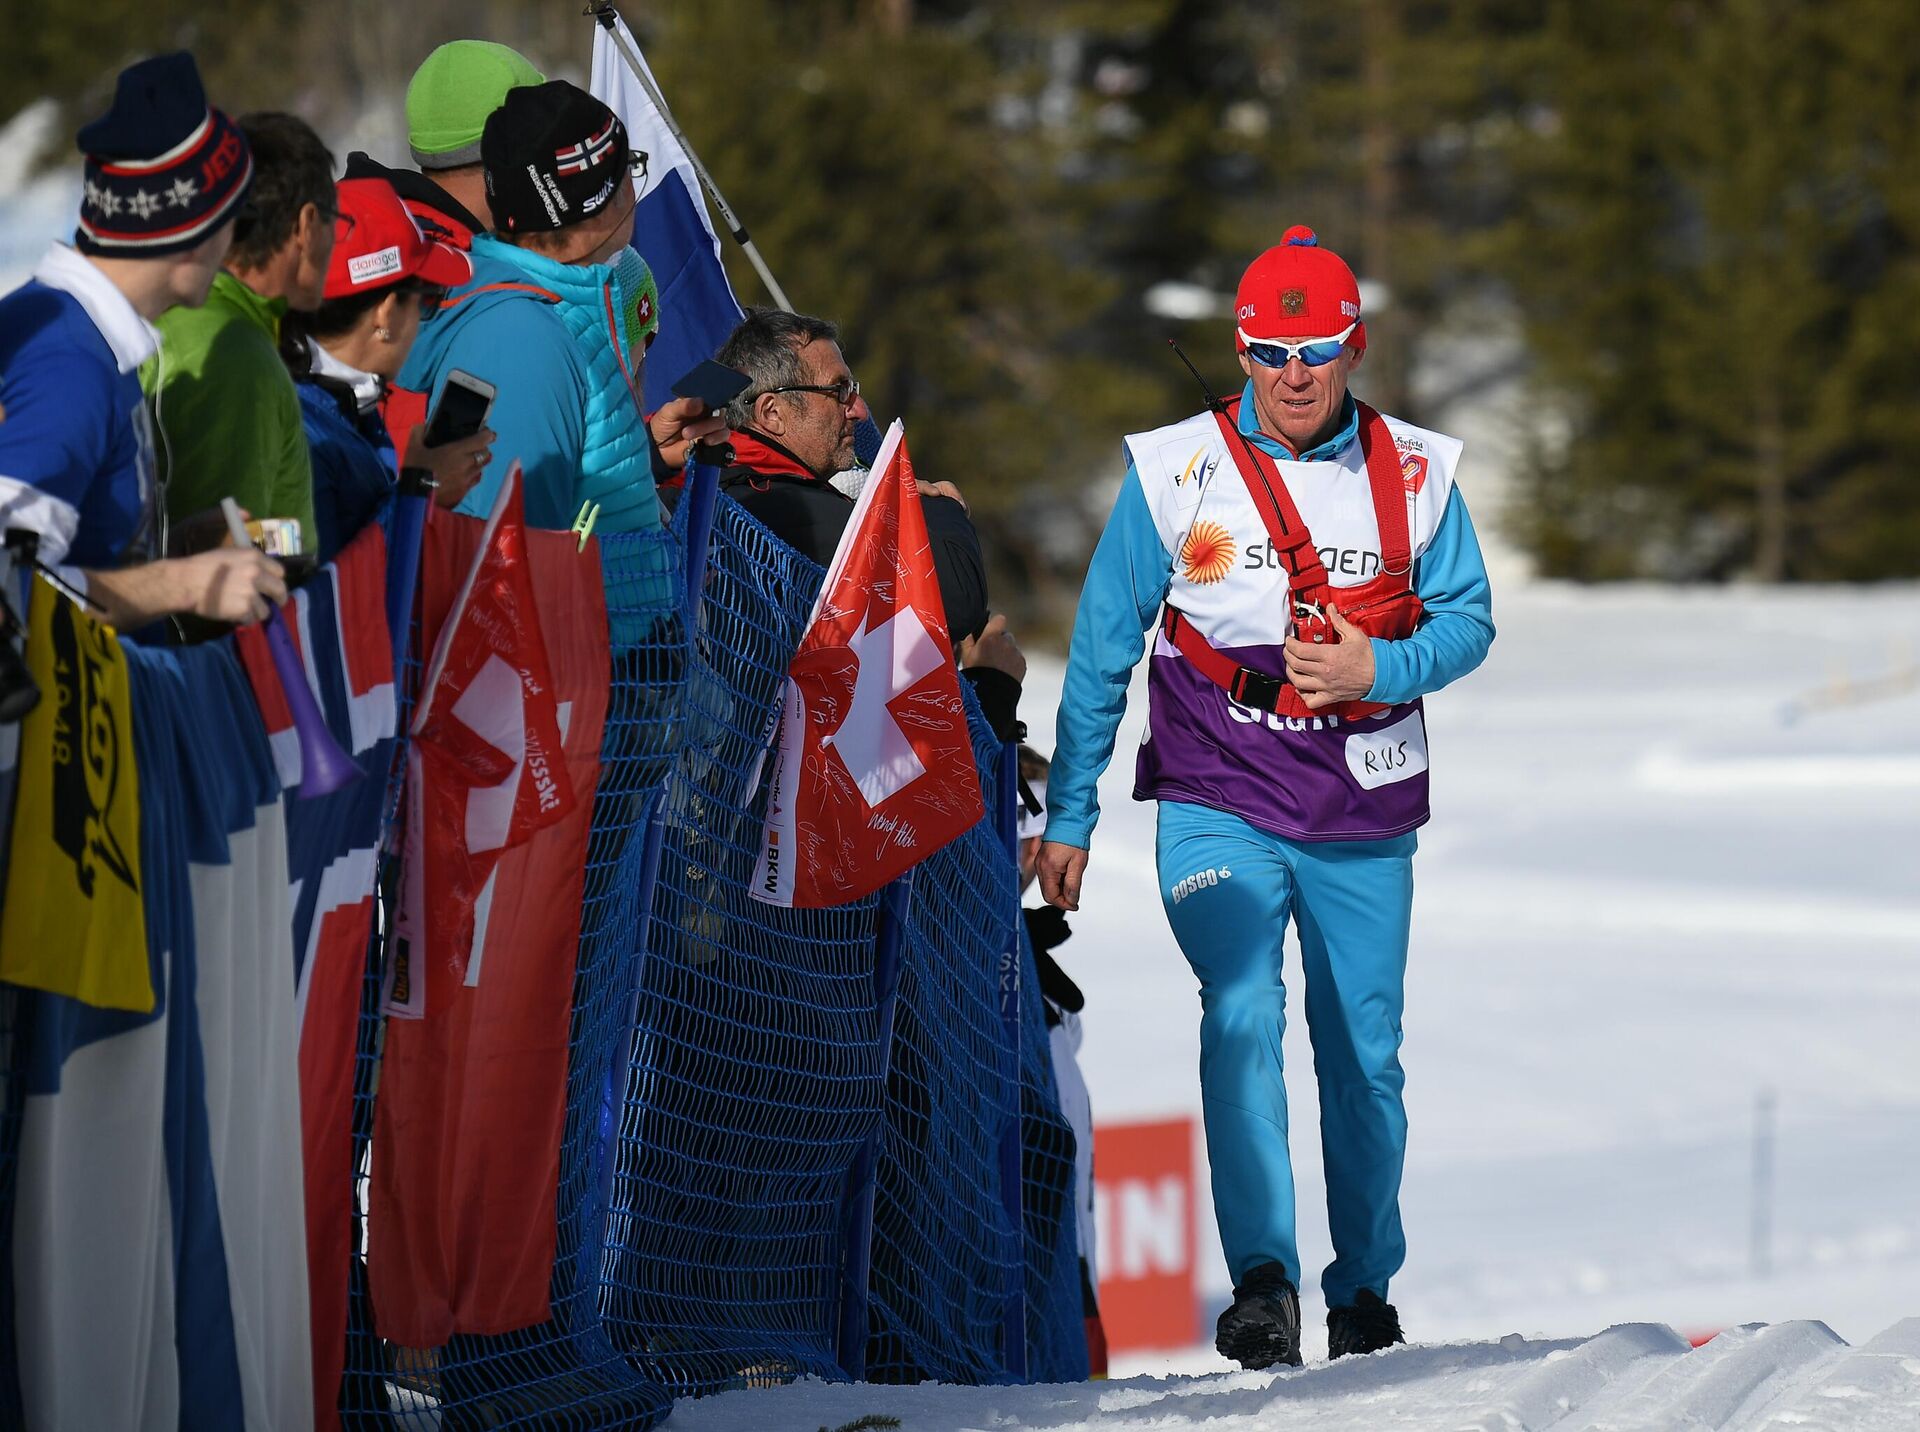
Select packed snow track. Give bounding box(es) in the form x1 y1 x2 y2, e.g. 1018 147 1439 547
662 1318 1920 1429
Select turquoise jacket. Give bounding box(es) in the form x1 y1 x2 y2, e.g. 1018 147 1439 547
399 234 672 609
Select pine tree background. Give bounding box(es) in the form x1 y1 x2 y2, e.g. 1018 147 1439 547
3 0 1916 605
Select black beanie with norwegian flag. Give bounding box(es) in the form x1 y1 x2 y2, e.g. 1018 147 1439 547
74 52 254 258
481 80 631 235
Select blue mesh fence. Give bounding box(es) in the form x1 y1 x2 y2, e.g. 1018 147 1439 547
1011 868 1094 1383
599 494 885 1396
597 491 1085 1393
0 485 1086 1422
865 709 1088 1386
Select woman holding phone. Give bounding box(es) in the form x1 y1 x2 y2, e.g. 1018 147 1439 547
282 177 496 562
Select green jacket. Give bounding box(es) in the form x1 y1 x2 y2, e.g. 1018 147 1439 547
145 271 315 549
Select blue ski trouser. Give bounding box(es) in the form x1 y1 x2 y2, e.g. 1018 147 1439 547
1155 799 1415 1308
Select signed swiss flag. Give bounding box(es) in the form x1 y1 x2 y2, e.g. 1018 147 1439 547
372 463 609 1345
752 420 983 907
398 461 579 994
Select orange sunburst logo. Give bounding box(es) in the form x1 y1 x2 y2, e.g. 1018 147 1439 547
1180 521 1237 584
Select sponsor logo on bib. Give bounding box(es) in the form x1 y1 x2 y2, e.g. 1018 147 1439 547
1179 520 1237 585
1175 445 1218 488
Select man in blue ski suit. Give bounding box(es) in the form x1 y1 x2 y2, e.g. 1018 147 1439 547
1038 227 1494 1368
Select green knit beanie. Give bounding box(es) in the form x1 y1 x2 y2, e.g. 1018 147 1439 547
406 41 546 170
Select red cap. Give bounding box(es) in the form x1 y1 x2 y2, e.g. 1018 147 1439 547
1234 226 1365 352
323 177 473 301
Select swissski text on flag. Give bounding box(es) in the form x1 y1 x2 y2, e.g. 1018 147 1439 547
753 419 982 907
370 466 610 1347
589 13 744 415
395 460 578 993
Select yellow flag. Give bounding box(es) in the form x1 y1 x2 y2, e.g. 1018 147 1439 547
0 577 151 1011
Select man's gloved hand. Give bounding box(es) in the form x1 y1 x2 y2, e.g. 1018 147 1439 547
1024 903 1073 955
957 612 1026 682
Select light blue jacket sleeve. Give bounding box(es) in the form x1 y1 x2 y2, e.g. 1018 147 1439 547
1366 484 1495 705
440 305 588 533
1046 463 1173 850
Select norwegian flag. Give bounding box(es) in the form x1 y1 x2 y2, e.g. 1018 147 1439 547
554 114 620 175
751 419 982 907
234 522 396 791
232 510 413 1432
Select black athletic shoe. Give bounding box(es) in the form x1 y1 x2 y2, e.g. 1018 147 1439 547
1326 1288 1405 1358
1214 1262 1304 1369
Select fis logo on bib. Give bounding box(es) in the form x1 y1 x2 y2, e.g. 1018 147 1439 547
1175 445 1219 488
1169 866 1231 904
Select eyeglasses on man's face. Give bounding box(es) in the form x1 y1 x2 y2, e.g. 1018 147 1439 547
767 376 861 408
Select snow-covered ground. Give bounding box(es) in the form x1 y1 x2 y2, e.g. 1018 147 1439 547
1031 582 1920 1350
662 580 1920 1426
663 1318 1920 1430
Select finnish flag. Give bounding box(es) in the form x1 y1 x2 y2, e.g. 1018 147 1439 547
7 640 312 1431
590 15 746 415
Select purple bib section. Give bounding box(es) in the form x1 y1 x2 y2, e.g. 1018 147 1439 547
1134 643 1431 842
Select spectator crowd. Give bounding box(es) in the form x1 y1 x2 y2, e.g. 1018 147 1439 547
0 41 1032 733
0 32 1096 1398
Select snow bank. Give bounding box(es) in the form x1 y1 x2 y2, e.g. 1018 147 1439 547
659 1318 1920 1430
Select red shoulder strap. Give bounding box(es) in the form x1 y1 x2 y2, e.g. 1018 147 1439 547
1216 396 1414 592
1354 401 1412 578
1212 398 1332 602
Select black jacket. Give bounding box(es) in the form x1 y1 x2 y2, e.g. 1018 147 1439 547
719 443 1021 738
719 455 988 641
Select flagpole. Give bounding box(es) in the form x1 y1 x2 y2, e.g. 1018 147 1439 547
588 2 797 313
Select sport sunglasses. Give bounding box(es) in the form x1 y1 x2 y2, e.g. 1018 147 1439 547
1237 321 1359 369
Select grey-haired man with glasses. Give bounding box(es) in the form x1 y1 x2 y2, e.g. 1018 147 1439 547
715 306 1027 738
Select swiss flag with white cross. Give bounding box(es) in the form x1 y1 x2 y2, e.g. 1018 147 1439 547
372 471 610 1344
752 420 982 907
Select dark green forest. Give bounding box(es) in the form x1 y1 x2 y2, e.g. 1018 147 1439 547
7 0 1918 608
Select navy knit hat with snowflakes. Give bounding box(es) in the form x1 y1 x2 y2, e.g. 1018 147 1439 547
75 52 253 258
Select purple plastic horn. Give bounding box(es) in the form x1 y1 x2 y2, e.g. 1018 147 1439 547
223 500 361 800
265 611 361 799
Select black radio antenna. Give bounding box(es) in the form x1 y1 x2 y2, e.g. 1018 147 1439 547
1167 338 1229 414
1163 338 1304 542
